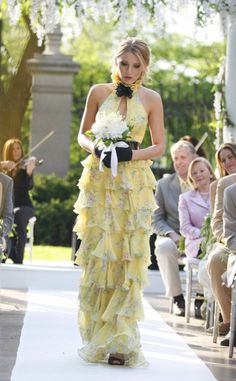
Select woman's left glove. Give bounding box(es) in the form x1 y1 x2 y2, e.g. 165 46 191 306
102 146 133 168
116 146 133 162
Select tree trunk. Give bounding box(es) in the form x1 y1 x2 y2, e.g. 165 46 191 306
0 15 44 154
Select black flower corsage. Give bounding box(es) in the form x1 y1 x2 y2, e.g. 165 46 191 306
115 82 133 99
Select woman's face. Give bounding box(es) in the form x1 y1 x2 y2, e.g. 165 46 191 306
116 52 143 85
12 142 22 162
190 161 212 191
219 148 236 175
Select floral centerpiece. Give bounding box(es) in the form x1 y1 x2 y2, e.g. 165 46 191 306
86 111 133 177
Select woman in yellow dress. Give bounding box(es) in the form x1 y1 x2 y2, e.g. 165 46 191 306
73 38 165 367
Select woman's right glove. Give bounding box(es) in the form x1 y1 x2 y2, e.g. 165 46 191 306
115 146 133 162
94 143 133 168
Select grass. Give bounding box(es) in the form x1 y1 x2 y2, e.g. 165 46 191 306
24 245 73 262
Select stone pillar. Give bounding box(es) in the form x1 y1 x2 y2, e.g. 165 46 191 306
224 10 236 143
28 26 79 177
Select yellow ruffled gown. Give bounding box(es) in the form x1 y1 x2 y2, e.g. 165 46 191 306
73 89 157 367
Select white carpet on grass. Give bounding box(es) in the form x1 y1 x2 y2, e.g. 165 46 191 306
11 290 217 381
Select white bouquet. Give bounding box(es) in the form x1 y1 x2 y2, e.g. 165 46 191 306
86 111 133 177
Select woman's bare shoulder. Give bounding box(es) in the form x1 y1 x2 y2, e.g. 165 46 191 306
139 86 162 113
90 83 114 96
88 83 114 105
140 86 162 104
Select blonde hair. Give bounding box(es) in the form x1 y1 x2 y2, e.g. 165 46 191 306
188 157 216 190
216 142 236 177
112 37 150 78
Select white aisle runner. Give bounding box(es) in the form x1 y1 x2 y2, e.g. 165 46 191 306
11 290 217 381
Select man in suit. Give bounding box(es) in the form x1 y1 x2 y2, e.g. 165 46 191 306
151 140 197 315
0 171 14 254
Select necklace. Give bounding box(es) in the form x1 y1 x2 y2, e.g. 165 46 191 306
111 72 142 98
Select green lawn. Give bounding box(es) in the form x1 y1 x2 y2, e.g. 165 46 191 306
24 245 73 261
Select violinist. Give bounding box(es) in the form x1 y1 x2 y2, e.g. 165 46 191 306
1 138 37 264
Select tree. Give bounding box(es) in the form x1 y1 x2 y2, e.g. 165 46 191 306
0 10 43 152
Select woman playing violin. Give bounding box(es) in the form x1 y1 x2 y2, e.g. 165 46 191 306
1 138 37 264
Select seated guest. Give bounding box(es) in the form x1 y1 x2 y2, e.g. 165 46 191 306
179 157 215 259
221 182 236 346
207 142 236 341
210 142 236 211
152 140 197 316
178 157 215 317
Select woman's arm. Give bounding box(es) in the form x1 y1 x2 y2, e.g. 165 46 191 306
132 89 165 161
0 161 15 172
77 85 102 155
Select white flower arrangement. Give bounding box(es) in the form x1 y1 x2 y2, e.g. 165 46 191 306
213 60 234 147
86 111 133 177
87 111 131 146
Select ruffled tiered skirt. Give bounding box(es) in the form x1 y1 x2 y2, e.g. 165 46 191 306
73 155 157 367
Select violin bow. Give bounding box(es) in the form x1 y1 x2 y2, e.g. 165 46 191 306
195 132 208 153
14 130 55 168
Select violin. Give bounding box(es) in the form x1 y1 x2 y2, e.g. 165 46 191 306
2 157 44 177
2 130 54 176
17 157 44 170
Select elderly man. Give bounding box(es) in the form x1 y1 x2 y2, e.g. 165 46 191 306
0 170 14 256
151 140 197 316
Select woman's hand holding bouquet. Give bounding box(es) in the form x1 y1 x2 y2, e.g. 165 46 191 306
86 111 133 177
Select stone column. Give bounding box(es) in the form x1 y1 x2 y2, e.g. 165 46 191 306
224 9 236 143
28 26 79 177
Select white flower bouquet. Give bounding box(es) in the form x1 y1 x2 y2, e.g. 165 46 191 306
87 111 131 146
86 111 133 177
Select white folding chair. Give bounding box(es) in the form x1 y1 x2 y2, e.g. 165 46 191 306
25 216 37 263
228 276 236 358
183 257 201 323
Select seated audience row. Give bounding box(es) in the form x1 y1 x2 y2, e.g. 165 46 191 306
152 139 236 347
